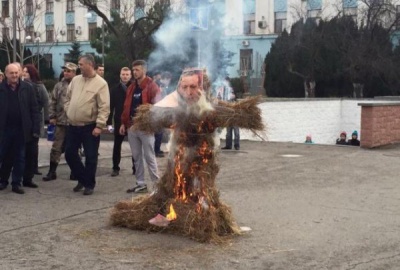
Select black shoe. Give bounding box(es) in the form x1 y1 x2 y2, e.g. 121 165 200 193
23 181 38 188
12 186 25 194
73 183 84 192
0 183 7 190
43 172 57 181
83 188 94 195
234 145 240 150
221 146 232 150
156 152 165 158
34 170 42 175
111 170 119 177
70 174 77 181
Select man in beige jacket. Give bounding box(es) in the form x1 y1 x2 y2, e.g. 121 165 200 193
64 54 110 195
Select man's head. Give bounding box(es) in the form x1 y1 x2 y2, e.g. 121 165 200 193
11 62 23 78
340 131 347 140
95 64 105 77
132 60 147 81
352 130 358 139
153 71 161 81
177 71 202 105
61 62 78 80
120 67 132 84
161 71 172 86
5 63 20 85
78 54 96 77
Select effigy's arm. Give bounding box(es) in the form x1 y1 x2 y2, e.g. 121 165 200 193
131 104 177 133
213 96 265 132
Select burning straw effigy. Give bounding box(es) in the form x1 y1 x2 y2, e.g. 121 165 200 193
110 68 265 243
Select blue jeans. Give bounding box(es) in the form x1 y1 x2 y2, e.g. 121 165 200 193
0 127 25 187
65 124 100 189
225 127 240 148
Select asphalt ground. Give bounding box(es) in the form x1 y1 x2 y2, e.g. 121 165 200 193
1 138 400 269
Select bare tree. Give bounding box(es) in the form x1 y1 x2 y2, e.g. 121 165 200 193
0 0 57 65
78 0 173 63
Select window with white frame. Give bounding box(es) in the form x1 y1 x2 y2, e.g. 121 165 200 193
274 12 287 33
26 0 34 15
2 0 9 18
44 54 53 68
88 22 97 40
67 0 74 12
67 24 75 41
46 0 53 12
2 27 9 40
26 26 34 42
243 13 255 35
46 25 54 42
111 0 120 10
240 49 253 72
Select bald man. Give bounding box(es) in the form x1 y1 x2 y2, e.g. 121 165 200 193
0 64 41 194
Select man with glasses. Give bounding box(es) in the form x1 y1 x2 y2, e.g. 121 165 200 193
43 62 78 181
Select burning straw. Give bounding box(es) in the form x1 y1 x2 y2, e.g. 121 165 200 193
110 95 265 243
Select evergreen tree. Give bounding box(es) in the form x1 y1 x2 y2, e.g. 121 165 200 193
65 41 82 64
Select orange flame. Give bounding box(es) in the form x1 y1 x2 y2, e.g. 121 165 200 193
166 204 177 221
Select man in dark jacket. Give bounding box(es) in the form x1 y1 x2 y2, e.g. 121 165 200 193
0 63 40 194
107 67 135 176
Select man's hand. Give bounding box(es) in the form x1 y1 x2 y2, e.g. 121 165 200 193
92 127 102 137
107 125 114 133
49 119 57 125
33 133 40 138
119 125 126 135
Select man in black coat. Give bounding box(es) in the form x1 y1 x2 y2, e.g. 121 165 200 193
107 67 135 177
0 63 40 194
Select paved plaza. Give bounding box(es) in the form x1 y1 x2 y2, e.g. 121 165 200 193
1 138 400 269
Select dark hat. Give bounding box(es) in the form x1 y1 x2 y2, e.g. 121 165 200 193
61 62 78 71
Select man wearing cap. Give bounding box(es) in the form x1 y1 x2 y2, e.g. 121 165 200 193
64 54 110 196
43 62 78 181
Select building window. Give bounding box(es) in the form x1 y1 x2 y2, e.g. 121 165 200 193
26 26 34 42
88 22 97 40
243 13 255 35
44 54 52 68
67 24 75 41
307 9 321 24
87 0 97 11
26 0 34 15
2 0 9 18
135 0 145 8
111 0 120 10
46 0 54 12
343 7 357 22
274 12 287 33
46 25 54 42
2 27 10 40
240 49 253 73
67 0 74 12
396 5 400 29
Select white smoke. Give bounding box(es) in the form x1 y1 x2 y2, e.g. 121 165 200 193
147 1 232 97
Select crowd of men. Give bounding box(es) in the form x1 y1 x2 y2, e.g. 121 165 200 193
0 56 237 196
0 56 160 195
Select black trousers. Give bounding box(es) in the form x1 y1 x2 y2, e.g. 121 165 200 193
112 123 134 172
